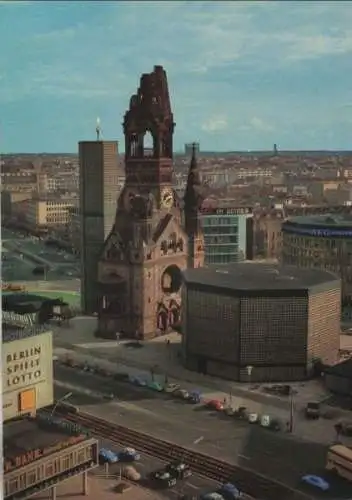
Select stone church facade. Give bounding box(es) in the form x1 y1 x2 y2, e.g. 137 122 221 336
96 65 204 339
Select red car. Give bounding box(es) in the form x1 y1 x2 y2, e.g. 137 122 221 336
205 399 224 411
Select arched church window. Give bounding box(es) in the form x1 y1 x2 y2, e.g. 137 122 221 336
168 232 177 251
143 130 154 157
177 238 184 252
130 134 138 157
161 240 168 255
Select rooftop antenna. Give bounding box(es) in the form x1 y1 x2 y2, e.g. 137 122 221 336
96 117 102 141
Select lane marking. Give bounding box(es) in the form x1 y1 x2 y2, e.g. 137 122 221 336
238 454 251 460
186 483 200 490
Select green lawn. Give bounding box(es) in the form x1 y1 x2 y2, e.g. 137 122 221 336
27 290 80 307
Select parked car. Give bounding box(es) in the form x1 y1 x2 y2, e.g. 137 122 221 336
200 493 225 500
224 407 235 416
174 389 190 400
99 448 119 464
123 465 141 481
233 406 248 419
166 461 192 479
150 469 177 488
305 402 320 420
218 482 242 499
205 399 224 411
129 375 147 387
164 383 180 394
188 390 201 404
301 475 330 491
335 420 352 436
248 413 259 424
260 415 271 428
117 447 141 461
148 381 163 392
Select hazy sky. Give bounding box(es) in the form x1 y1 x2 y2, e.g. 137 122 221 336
1 0 352 153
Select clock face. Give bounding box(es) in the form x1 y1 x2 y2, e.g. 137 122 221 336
161 188 174 209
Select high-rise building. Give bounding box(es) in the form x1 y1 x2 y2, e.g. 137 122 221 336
96 66 204 339
79 140 119 314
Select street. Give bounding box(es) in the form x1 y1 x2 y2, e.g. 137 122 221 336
54 364 352 499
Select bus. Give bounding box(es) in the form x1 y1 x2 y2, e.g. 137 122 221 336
326 444 352 481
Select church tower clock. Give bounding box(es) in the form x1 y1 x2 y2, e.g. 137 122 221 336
97 66 188 340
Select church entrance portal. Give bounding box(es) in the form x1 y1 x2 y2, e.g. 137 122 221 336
157 309 168 331
161 265 182 294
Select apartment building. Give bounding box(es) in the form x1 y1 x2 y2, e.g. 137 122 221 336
25 197 76 228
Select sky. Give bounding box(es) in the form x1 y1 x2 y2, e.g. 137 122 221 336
1 0 352 153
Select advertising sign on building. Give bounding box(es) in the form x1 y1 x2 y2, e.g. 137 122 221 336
2 331 53 421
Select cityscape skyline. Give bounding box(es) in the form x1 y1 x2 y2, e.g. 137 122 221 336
1 0 352 153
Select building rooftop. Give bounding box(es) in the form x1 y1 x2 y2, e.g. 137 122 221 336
2 321 49 343
183 263 340 292
4 417 87 473
284 214 352 228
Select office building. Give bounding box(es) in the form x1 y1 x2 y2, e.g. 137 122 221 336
200 206 252 265
282 214 352 306
182 263 340 382
79 140 119 314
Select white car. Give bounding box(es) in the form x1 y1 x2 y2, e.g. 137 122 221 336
248 413 259 424
260 415 271 427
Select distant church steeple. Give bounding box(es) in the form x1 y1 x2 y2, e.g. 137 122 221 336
183 142 205 268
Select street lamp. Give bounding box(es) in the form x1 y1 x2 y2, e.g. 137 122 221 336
179 436 203 497
50 391 72 416
288 387 295 433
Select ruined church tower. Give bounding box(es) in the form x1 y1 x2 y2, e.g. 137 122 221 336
97 66 204 340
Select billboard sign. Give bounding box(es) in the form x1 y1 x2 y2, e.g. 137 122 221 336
283 225 352 238
200 207 252 216
2 331 53 420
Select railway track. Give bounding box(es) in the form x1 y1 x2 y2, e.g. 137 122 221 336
41 407 313 500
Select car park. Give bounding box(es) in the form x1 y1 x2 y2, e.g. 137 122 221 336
117 447 141 462
150 468 177 488
166 461 192 479
99 448 119 464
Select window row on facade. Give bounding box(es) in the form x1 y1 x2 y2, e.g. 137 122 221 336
5 443 96 497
